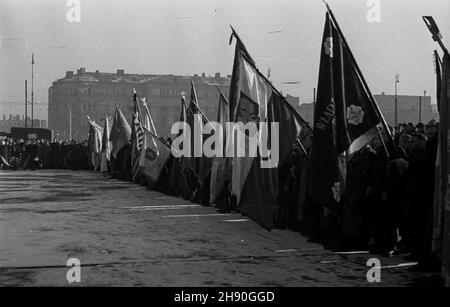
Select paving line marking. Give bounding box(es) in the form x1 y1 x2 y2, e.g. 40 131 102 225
275 249 298 253
223 219 249 222
122 205 201 210
163 213 234 218
334 251 369 255
0 251 335 271
377 262 418 269
275 247 323 253
130 207 201 211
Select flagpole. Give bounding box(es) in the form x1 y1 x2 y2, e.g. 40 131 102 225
31 53 34 127
215 86 229 105
190 80 213 127
24 80 27 128
423 16 449 56
376 127 390 160
240 48 313 161
229 25 255 65
229 27 313 156
296 138 311 161
140 97 159 137
230 28 313 132
140 121 172 151
324 3 399 158
434 50 442 112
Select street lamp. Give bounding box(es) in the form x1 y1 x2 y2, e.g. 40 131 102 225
395 73 400 126
67 106 72 141
31 53 35 127
420 90 426 124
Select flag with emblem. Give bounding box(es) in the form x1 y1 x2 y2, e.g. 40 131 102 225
228 27 311 229
309 12 381 207
139 98 171 188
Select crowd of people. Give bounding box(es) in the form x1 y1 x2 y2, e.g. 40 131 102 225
279 120 440 271
0 120 441 272
0 139 90 170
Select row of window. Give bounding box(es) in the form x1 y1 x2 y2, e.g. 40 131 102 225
56 87 131 97
55 86 223 99
158 88 220 99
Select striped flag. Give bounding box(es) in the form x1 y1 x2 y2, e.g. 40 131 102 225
131 90 145 181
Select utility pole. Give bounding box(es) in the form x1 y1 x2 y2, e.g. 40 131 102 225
69 107 72 140
419 96 422 123
25 80 27 128
313 87 316 118
31 53 35 127
395 73 400 126
423 90 427 123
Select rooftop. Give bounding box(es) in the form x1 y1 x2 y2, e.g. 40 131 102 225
53 68 231 86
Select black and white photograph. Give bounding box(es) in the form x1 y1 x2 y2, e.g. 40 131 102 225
1 0 450 292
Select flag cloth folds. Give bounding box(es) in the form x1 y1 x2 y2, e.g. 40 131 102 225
180 81 212 204
210 88 230 204
100 114 112 172
139 98 171 189
228 27 310 229
110 105 132 159
167 96 188 196
87 118 103 171
131 92 145 181
309 12 381 208
238 90 310 230
228 32 272 203
432 52 450 285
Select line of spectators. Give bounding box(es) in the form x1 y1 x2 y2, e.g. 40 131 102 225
0 139 90 170
279 120 439 272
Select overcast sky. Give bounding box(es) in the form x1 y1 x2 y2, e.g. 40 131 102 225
1 0 449 120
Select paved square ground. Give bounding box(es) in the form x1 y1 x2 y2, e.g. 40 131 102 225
0 170 441 286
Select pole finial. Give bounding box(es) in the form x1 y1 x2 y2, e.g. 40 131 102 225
322 0 331 11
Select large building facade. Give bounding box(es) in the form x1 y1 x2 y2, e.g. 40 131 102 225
49 69 435 141
48 68 230 141
373 93 436 125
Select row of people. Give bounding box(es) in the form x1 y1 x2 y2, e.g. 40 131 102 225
0 139 91 170
280 121 440 272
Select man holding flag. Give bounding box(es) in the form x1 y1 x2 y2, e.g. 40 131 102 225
309 9 390 250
